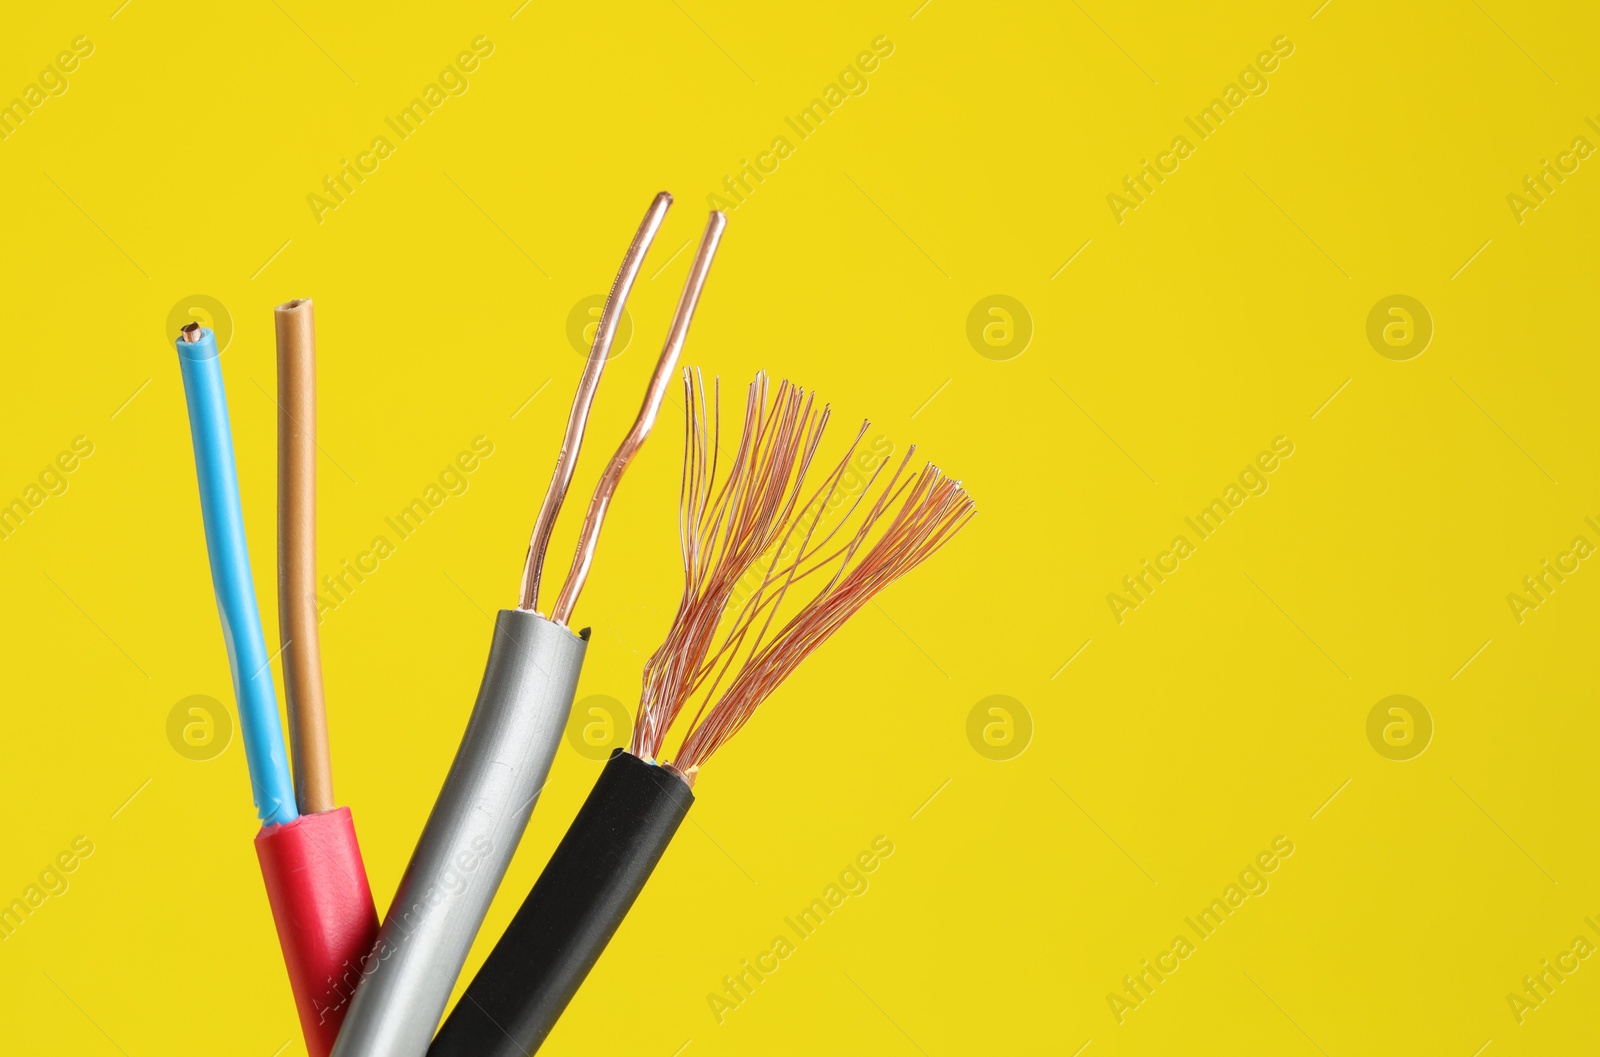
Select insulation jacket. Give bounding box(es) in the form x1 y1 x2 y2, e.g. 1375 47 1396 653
254 808 380 1057
429 749 694 1057
330 609 587 1057
175 326 297 826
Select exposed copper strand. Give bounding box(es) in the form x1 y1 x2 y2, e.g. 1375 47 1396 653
550 211 727 626
518 192 672 612
630 373 974 778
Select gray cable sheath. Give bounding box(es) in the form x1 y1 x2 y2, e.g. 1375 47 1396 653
331 609 587 1057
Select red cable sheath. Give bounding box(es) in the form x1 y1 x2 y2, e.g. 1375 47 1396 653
255 808 380 1057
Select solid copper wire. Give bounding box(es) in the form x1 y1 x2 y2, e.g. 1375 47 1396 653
274 298 335 815
550 211 728 626
631 376 976 778
518 191 672 613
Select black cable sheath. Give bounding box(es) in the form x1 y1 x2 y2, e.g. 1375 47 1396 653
429 749 693 1057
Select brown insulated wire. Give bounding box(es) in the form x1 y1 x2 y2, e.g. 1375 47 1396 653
275 298 334 815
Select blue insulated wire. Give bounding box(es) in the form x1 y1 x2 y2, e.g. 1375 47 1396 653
175 327 298 827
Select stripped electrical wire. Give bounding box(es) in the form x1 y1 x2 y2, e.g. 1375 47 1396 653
429 371 975 1057
174 323 297 827
331 194 728 1057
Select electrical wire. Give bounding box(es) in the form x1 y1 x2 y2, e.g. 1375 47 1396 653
275 298 334 815
332 193 726 1057
520 191 672 614
429 372 975 1057
253 299 381 1057
550 209 728 625
174 324 297 828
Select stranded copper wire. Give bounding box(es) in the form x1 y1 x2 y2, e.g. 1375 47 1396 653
550 210 728 626
519 192 673 615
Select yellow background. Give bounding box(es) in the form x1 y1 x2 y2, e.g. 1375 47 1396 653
1 1 1597 1054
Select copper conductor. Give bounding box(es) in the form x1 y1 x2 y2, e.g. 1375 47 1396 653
519 192 672 613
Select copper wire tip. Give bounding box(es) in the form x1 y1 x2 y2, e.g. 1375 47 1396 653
179 322 203 342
